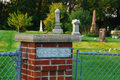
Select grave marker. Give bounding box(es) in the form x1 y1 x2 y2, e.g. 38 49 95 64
97 28 107 42
53 9 63 33
39 20 43 32
90 10 96 33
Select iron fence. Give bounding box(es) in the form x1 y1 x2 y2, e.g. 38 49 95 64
0 45 22 80
74 49 120 80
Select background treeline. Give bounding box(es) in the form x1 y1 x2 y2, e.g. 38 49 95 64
0 0 120 33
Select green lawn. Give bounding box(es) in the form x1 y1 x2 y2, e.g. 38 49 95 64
0 30 120 80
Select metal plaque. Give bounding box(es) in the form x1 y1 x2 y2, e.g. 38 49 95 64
36 47 71 58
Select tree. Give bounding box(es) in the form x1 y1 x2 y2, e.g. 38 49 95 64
7 11 33 33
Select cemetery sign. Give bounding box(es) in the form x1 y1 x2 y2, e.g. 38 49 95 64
36 47 71 58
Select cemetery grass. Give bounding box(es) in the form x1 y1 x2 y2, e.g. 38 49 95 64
0 30 120 79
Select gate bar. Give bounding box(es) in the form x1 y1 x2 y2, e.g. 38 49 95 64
0 52 19 56
75 49 79 80
79 52 120 55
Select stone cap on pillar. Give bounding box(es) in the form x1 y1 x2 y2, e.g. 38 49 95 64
55 9 60 13
15 34 80 42
72 19 80 25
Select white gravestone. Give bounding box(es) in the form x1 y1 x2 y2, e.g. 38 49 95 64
72 19 81 41
53 9 63 33
39 20 43 32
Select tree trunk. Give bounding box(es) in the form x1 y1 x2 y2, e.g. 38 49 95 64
37 0 42 15
18 26 20 33
69 0 71 14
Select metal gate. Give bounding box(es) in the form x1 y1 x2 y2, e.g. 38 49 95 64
73 49 120 80
0 45 22 80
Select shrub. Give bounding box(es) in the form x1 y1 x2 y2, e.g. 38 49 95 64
7 11 33 33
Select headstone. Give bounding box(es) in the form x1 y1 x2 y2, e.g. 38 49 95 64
39 20 43 32
71 19 82 41
97 28 107 42
53 9 63 33
90 10 96 33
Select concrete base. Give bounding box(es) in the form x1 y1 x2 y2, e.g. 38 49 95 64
72 32 80 36
97 39 107 42
53 29 63 33
79 36 82 41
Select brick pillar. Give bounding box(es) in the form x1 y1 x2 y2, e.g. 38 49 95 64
15 34 79 80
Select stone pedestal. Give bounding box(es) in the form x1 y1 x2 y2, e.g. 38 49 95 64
71 19 81 41
97 28 107 42
53 9 63 33
15 34 79 80
71 19 80 36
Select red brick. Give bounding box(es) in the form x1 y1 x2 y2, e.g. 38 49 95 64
35 43 41 47
32 48 36 53
42 71 48 76
42 77 48 80
28 65 34 70
21 42 29 47
58 43 72 47
27 76 41 80
58 65 72 70
65 76 72 80
58 71 64 75
34 66 41 71
22 64 28 69
22 48 28 52
28 54 36 59
28 48 36 53
50 77 56 80
28 60 32 64
50 71 56 75
67 60 72 64
27 70 32 75
21 74 23 79
43 43 57 47
29 65 41 71
51 60 65 64
21 68 27 74
58 76 64 80
23 59 28 64
22 74 27 80
22 53 28 58
32 60 50 65
65 71 72 75
32 71 41 77
29 43 36 48
42 66 57 71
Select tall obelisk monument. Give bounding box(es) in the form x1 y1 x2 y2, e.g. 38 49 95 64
90 10 96 33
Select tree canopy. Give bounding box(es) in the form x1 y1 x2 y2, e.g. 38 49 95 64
1 0 120 32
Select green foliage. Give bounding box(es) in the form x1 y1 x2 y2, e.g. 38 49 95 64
7 11 33 32
86 33 99 37
43 2 69 32
69 8 92 33
106 31 111 37
116 25 120 30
